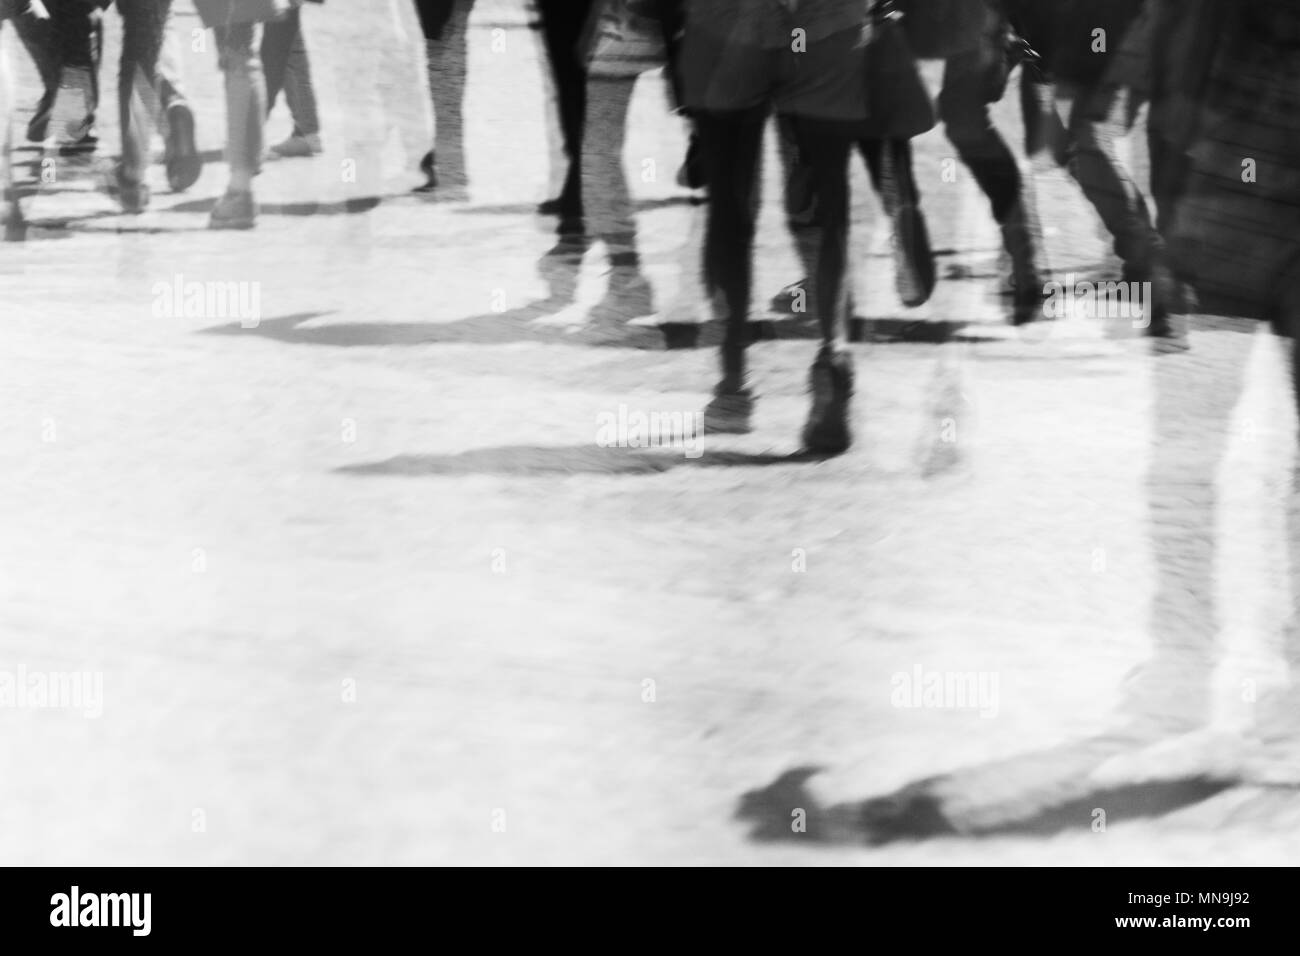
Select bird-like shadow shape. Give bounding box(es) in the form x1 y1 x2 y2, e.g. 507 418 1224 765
737 761 1238 847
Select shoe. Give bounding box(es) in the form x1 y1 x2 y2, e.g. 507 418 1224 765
111 167 150 214
268 132 322 159
893 202 935 308
704 387 754 435
164 102 202 192
208 190 256 230
802 348 855 455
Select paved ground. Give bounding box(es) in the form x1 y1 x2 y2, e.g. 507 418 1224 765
2 2 1299 865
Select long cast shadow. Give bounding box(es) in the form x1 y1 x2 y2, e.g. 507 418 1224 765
736 766 1238 845
336 445 828 479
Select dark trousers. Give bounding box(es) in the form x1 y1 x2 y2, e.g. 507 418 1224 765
939 49 1022 224
261 6 320 136
13 0 103 140
697 109 853 389
536 0 595 214
413 0 455 39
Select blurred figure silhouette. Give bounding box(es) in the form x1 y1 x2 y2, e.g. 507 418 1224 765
413 0 474 199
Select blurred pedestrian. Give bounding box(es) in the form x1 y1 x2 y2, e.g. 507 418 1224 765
114 0 202 212
413 0 474 198
193 0 293 228
683 0 870 453
536 0 595 233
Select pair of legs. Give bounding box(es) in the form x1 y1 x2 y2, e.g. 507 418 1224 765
12 0 196 209
116 0 198 203
682 12 869 452
696 107 856 449
261 5 321 153
413 0 474 196
939 37 1042 322
12 0 102 144
773 124 933 315
580 72 690 321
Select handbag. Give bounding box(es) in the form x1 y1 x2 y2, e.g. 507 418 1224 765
860 2 936 140
581 0 667 79
193 0 299 28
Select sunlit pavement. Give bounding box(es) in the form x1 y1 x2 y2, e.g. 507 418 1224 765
2 2 1298 864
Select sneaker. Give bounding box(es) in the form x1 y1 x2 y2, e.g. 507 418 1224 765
802 348 855 455
164 102 202 192
704 387 754 435
208 190 256 230
268 132 322 159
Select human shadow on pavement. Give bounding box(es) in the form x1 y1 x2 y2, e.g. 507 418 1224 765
168 196 384 217
336 445 828 479
198 236 667 350
451 196 701 218
736 766 1238 845
736 313 1300 850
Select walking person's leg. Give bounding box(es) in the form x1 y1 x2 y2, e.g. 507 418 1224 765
115 0 182 209
153 8 200 192
59 0 102 145
10 2 60 142
536 0 593 230
583 74 653 321
860 137 935 308
259 5 294 113
210 22 264 229
939 48 1043 323
263 5 321 156
695 107 766 431
416 0 472 195
789 116 855 452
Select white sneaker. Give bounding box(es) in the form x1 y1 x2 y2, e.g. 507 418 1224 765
268 133 322 159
